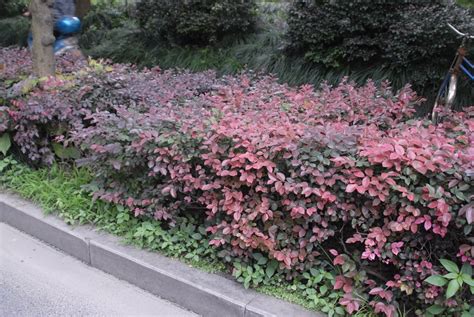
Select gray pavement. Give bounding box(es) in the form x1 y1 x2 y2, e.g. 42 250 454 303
0 223 198 317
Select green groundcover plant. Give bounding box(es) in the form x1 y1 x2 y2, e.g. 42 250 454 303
1 47 473 316
0 159 352 316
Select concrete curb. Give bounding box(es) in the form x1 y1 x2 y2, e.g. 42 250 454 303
0 192 322 317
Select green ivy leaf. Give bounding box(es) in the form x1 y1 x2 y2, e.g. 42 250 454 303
464 225 473 235
425 275 448 286
426 184 436 197
446 279 460 298
426 305 445 315
320 285 328 295
335 307 345 315
443 272 458 279
460 263 472 276
243 275 251 289
310 268 319 277
321 306 330 313
257 257 267 265
0 133 11 156
252 253 268 265
265 260 278 278
52 143 81 160
191 233 202 240
462 274 474 287
440 259 459 273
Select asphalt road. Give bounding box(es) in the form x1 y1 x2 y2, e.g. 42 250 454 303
0 223 198 317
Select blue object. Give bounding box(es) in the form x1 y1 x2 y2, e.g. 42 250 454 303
28 33 76 55
461 57 474 80
54 36 70 54
461 64 474 80
464 57 474 69
54 16 81 35
27 32 33 49
27 16 81 55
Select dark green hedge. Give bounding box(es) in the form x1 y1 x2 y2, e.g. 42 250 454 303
0 16 29 47
286 0 473 95
0 0 28 18
287 0 473 67
136 0 257 46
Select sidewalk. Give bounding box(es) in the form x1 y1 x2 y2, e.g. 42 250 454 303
0 223 197 317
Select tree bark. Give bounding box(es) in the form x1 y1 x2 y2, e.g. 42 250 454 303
29 0 55 77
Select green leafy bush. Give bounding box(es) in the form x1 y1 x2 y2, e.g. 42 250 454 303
0 16 30 47
136 0 257 46
424 259 474 317
286 0 473 99
2 47 474 316
0 0 28 18
79 3 134 51
287 0 472 68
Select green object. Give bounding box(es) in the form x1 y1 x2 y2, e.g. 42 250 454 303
440 259 460 273
426 305 445 315
425 275 448 287
446 279 460 298
52 143 81 160
0 133 11 156
136 0 257 46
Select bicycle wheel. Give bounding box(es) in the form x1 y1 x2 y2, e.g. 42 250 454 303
431 72 459 123
432 74 449 123
445 73 458 109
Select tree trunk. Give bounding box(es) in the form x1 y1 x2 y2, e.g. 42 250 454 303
29 0 55 77
76 0 91 18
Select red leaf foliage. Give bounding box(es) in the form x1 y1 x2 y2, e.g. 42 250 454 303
2 47 473 316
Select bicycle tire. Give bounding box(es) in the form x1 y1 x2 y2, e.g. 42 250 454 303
431 72 459 123
446 73 458 110
432 74 449 123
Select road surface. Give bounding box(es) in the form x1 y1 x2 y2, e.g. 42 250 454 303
0 223 198 317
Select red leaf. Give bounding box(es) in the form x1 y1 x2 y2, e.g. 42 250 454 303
170 187 177 198
362 177 370 188
233 212 241 221
334 277 344 290
369 287 383 295
354 170 365 178
394 144 405 156
424 219 432 230
346 184 357 193
466 206 474 224
333 255 345 265
276 172 286 181
412 160 427 174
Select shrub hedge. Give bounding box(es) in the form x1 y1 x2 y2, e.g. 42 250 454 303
2 1 472 110
0 16 29 47
286 0 474 98
0 0 28 18
136 0 257 46
1 48 473 316
287 0 473 68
